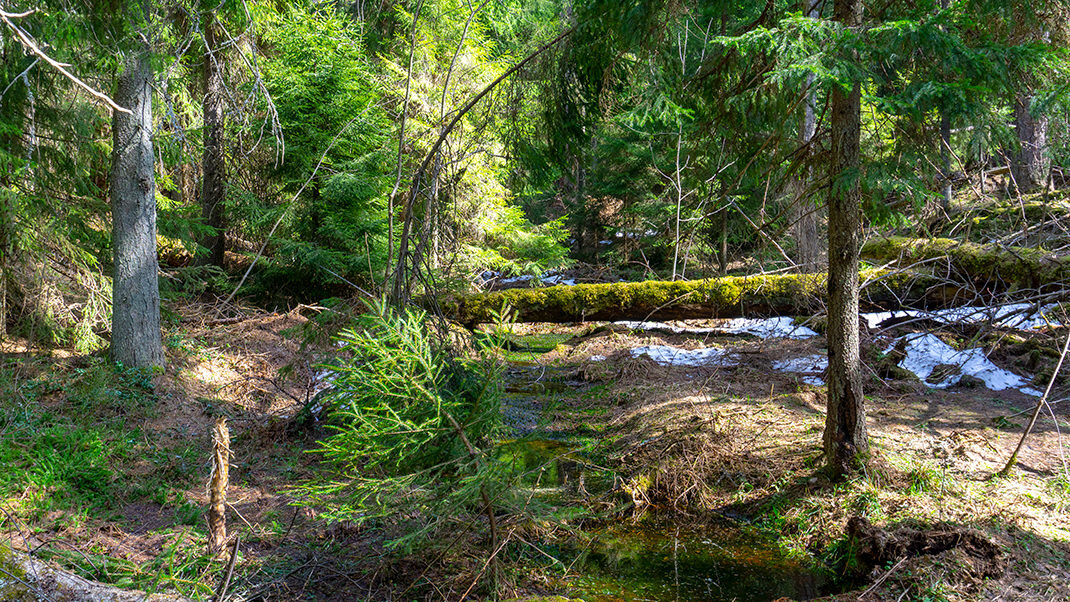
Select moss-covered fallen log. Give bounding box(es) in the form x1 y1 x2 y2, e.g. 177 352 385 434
446 269 950 325
862 236 1070 291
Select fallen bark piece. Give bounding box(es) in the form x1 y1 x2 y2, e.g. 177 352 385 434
446 269 945 325
847 516 1005 579
862 236 1070 291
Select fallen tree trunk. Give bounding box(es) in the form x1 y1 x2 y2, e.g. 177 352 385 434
2 546 191 601
862 236 1070 291
446 269 955 325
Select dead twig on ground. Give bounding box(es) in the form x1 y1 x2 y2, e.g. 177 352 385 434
998 326 1070 477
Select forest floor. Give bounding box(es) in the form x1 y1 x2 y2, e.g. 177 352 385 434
5 191 1070 601
2 293 1070 601
500 318 1070 601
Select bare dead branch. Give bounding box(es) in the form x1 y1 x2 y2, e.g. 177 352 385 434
0 9 130 113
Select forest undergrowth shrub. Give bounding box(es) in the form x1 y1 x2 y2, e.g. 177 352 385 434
295 300 562 560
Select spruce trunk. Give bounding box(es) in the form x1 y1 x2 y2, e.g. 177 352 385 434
824 0 867 477
199 15 226 267
111 37 164 369
1011 93 1049 194
791 0 821 270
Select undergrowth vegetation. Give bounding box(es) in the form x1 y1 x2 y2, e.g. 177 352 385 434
296 300 588 575
0 357 214 597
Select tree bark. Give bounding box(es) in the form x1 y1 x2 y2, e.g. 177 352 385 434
791 0 821 270
1010 93 1049 194
208 416 230 556
111 19 164 369
824 0 867 477
198 13 226 267
8 547 191 601
938 0 952 211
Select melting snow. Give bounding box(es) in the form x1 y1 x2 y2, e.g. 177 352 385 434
589 354 607 362
772 354 827 385
863 303 1061 331
615 321 716 334
630 345 739 367
616 317 817 339
773 354 828 373
889 333 1040 396
541 274 578 286
487 271 578 287
720 317 819 339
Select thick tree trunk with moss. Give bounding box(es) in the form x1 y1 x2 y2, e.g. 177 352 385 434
111 25 164 369
823 0 867 478
447 269 946 325
863 236 1070 291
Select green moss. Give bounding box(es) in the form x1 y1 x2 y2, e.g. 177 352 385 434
452 270 901 324
0 545 33 602
864 236 1070 289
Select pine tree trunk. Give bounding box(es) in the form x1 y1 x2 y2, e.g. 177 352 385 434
824 0 867 478
940 112 952 209
111 24 164 369
1011 93 1049 194
199 14 226 267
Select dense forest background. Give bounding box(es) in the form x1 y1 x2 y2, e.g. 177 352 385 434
3 0 1070 600
2 0 1066 345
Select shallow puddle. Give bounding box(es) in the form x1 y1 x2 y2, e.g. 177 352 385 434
500 359 838 602
565 521 836 602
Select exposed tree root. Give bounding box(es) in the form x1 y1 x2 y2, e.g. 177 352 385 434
847 516 1005 580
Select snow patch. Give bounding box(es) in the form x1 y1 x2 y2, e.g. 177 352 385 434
615 321 716 334
889 333 1039 396
772 354 828 373
630 345 739 367
772 354 827 385
720 317 819 340
616 317 817 339
863 303 1061 332
541 274 578 286
589 354 607 362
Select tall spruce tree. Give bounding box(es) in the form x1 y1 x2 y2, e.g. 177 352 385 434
823 0 867 477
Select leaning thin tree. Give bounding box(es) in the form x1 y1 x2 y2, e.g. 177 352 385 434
823 0 867 477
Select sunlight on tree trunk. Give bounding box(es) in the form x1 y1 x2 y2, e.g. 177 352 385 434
823 0 867 478
1011 93 1050 194
110 3 164 369
208 416 230 556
